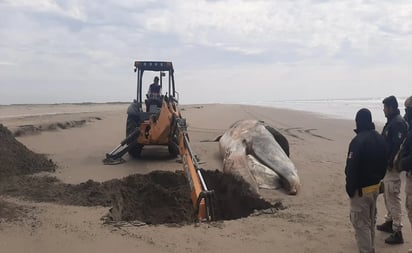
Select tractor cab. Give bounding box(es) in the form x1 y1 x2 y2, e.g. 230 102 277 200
133 61 177 113
121 61 180 158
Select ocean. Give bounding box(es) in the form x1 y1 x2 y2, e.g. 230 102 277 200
0 98 408 125
255 97 409 124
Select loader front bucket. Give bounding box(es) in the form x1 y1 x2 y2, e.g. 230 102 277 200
103 155 126 165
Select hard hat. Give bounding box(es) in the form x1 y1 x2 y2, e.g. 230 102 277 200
405 96 412 108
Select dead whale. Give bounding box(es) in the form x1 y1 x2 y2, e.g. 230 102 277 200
219 120 300 195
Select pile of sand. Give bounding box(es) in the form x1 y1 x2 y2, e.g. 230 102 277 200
109 171 194 224
0 199 28 222
0 171 193 224
13 117 102 137
0 176 118 207
0 124 56 177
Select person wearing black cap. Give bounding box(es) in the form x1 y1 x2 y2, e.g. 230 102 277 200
345 108 388 253
376 95 408 244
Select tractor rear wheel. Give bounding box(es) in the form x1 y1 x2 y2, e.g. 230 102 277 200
168 142 179 158
126 115 143 158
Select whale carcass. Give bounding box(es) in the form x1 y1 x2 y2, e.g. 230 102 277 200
219 120 300 195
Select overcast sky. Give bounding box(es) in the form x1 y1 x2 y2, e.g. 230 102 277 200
0 0 411 104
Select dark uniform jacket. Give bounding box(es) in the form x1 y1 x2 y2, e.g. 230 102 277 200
382 111 408 168
345 127 388 198
398 129 412 172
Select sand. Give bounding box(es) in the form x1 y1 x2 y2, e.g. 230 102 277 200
0 103 410 252
0 124 55 176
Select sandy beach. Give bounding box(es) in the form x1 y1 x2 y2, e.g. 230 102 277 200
0 103 411 253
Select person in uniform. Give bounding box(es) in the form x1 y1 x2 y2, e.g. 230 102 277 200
377 95 408 244
395 96 412 252
346 108 388 253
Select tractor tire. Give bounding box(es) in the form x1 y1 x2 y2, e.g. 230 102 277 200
126 115 143 158
168 142 179 158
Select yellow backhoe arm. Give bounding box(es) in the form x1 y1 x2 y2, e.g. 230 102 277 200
176 118 215 221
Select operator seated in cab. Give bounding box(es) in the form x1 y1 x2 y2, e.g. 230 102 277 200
146 76 163 112
147 76 161 99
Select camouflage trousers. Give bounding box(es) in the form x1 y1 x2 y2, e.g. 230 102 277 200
350 190 378 253
383 169 403 231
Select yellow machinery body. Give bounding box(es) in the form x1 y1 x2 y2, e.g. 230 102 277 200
104 61 214 221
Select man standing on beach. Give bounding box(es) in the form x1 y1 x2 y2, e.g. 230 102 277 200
396 96 412 252
346 108 388 253
377 95 408 244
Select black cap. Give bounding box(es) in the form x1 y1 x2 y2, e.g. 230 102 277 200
355 108 373 132
382 95 398 109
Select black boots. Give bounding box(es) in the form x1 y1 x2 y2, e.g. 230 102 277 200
377 220 394 233
385 231 404 244
377 220 404 244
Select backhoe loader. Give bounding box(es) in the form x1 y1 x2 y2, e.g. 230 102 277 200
103 61 215 221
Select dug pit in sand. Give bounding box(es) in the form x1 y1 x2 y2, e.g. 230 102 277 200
0 124 281 225
108 170 281 224
0 171 282 225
